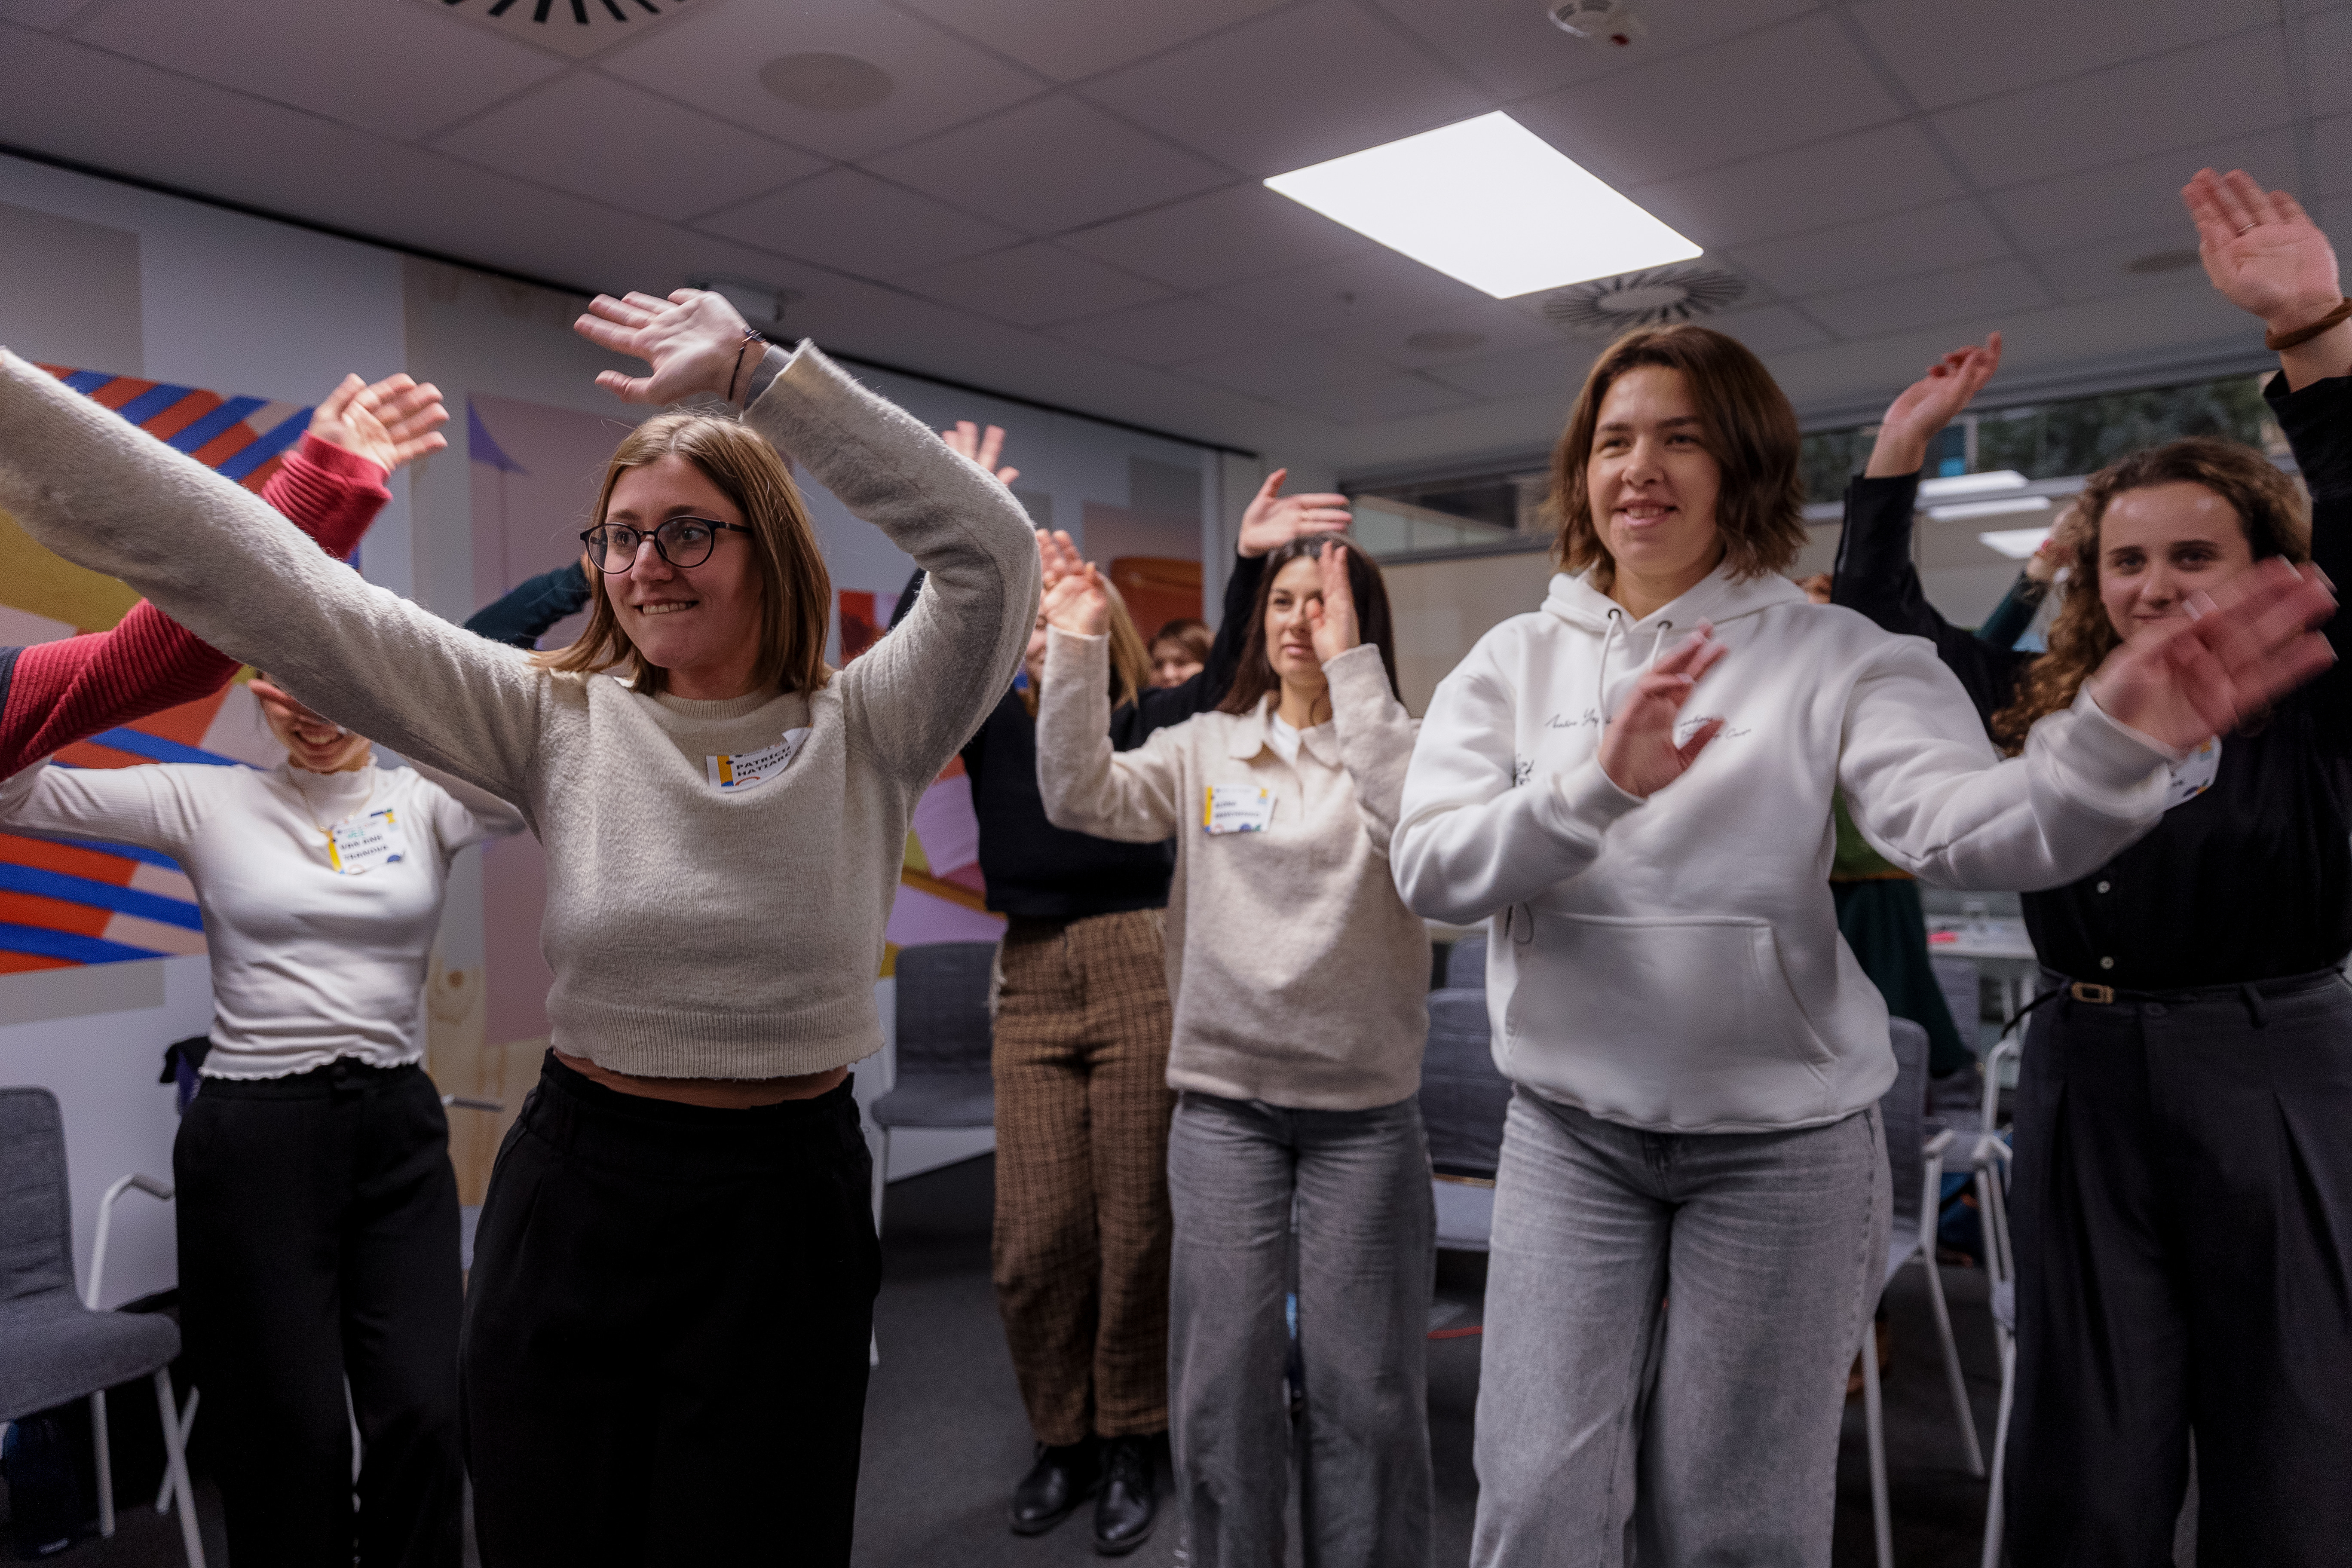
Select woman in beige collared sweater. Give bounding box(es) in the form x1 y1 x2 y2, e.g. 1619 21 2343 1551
1037 535 1433 1568
0 288 1039 1568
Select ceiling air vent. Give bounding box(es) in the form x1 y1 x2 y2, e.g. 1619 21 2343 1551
434 0 692 59
1541 265 1746 336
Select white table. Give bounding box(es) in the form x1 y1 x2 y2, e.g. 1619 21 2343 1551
1923 916 2040 1030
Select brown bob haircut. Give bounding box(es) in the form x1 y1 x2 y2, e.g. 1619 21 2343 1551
1218 537 1400 715
535 411 833 698
1990 436 2309 752
1551 324 1808 588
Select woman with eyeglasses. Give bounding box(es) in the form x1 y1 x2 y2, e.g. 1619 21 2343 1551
0 288 1039 1566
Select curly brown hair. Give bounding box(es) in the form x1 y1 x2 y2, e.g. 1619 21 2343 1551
1989 436 2309 752
1551 324 1808 589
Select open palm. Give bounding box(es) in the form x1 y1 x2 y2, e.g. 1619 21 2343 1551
1596 624 1730 798
573 289 750 405
2183 168 2340 330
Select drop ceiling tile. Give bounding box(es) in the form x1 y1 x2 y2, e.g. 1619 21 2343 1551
1183 338 1398 397
1372 0 1820 103
698 169 1022 279
2311 10 2352 117
1930 32 2292 189
1706 303 1833 355
1422 340 1596 401
1800 258 2051 340
1081 0 1488 178
597 0 1042 162
1985 127 2296 251
431 74 821 223
1511 13 1905 190
891 0 1293 83
1727 199 2012 300
2030 227 2218 305
1207 248 1491 333
1277 373 1473 425
0 0 97 28
68 0 563 140
1045 296 1293 365
1061 183 1371 291
1627 122 1963 251
864 95 1228 236
2317 113 2352 196
898 242 1170 327
1848 0 2279 111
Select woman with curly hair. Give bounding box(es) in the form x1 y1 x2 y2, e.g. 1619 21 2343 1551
1829 167 2352 1564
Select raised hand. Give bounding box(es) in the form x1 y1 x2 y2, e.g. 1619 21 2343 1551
941 421 1018 486
1238 468 1351 558
1864 334 2002 478
2183 168 2341 337
1595 623 1730 798
305 373 449 474
573 288 752 406
2088 556 2336 751
1035 528 1087 596
1302 542 1361 664
1040 553 1110 637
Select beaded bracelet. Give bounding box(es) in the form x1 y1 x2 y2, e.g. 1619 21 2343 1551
726 329 770 405
2265 297 2352 352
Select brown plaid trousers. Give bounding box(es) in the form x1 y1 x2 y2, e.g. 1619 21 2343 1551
991 907 1176 1444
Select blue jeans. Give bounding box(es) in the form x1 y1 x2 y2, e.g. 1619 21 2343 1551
1167 1091 1436 1568
1471 1090 1888 1568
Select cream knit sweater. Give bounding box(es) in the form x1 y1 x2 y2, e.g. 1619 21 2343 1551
1037 632 1429 1111
0 344 1039 1080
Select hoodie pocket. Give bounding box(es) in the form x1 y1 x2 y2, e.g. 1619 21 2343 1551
1499 910 1834 1127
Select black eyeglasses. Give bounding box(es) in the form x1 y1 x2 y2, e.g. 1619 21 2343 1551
580 517 752 573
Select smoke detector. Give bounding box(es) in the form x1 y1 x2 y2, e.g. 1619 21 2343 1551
1547 0 1647 46
1541 265 1747 336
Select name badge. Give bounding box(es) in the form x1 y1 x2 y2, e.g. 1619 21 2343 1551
707 729 811 791
2163 736 2220 812
1203 784 1274 835
325 808 407 876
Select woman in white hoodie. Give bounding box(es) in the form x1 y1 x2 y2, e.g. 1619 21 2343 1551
1388 323 2335 1565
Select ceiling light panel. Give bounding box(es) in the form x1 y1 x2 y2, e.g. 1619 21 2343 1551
1930 496 2051 524
1917 469 2029 500
1978 526 2054 559
1263 112 1700 299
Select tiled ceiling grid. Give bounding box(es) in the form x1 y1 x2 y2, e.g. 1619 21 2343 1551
0 0 2341 479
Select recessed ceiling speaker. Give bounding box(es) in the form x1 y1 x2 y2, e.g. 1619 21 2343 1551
2123 248 2203 276
1542 265 1747 336
759 52 895 111
1547 0 1647 46
1406 330 1489 354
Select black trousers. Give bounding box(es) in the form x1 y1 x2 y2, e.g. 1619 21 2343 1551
460 1054 881 1567
174 1058 463 1568
2007 971 2352 1566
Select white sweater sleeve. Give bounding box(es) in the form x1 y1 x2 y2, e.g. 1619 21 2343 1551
1323 644 1418 857
1837 637 2170 890
399 758 529 855
1034 628 1188 842
1391 647 1645 925
0 760 208 859
0 350 545 805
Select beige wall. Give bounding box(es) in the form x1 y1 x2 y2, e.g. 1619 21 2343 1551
1382 546 1551 715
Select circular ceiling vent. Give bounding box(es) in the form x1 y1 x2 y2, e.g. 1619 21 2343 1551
436 0 695 59
760 52 895 111
1541 265 1747 336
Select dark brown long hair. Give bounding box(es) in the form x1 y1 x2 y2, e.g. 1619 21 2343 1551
536 411 833 698
1989 437 2309 752
1218 538 1400 715
1551 324 1807 589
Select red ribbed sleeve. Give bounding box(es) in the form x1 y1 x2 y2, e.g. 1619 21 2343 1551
0 433 389 775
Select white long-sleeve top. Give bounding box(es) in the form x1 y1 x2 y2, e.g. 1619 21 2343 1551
1037 633 1430 1110
1392 564 2176 1134
0 757 524 1078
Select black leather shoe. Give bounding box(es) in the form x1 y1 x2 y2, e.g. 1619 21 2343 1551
1092 1433 1160 1556
1011 1439 1100 1536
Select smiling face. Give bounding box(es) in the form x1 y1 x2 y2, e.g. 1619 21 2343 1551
1586 365 1725 603
251 679 371 774
1264 555 1327 690
602 453 766 701
2096 481 2255 640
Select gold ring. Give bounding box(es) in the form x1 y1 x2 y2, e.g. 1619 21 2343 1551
2238 221 2259 235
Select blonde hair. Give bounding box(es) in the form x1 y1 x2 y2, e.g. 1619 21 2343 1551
535 412 832 698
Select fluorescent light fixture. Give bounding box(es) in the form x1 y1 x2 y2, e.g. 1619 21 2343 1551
1928 496 2051 524
1263 112 1701 299
1917 469 2028 501
1978 526 2054 559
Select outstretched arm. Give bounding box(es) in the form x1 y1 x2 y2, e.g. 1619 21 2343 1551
0 372 446 777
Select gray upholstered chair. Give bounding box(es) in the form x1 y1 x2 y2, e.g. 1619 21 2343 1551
0 1086 205 1565
868 941 997 1233
1420 987 1509 1251
1444 934 1488 992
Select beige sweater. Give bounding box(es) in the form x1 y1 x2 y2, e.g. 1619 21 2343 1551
1037 631 1429 1110
0 344 1039 1080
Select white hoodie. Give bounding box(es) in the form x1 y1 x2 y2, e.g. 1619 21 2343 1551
1392 564 2176 1134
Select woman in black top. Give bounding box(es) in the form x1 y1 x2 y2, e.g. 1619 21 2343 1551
1831 168 2352 1564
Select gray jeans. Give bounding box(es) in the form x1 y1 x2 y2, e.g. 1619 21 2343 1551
1167 1090 1436 1568
1471 1090 1889 1568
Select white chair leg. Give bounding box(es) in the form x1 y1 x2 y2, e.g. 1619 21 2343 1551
1981 1331 2016 1568
156 1386 199 1513
90 1388 116 1537
1861 1316 1893 1568
154 1367 206 1568
1920 1256 1987 1476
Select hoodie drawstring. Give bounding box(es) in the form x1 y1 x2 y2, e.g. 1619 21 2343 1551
1647 620 1675 670
1596 607 1624 720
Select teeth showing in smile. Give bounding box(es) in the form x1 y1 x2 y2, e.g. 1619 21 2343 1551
635 601 696 616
